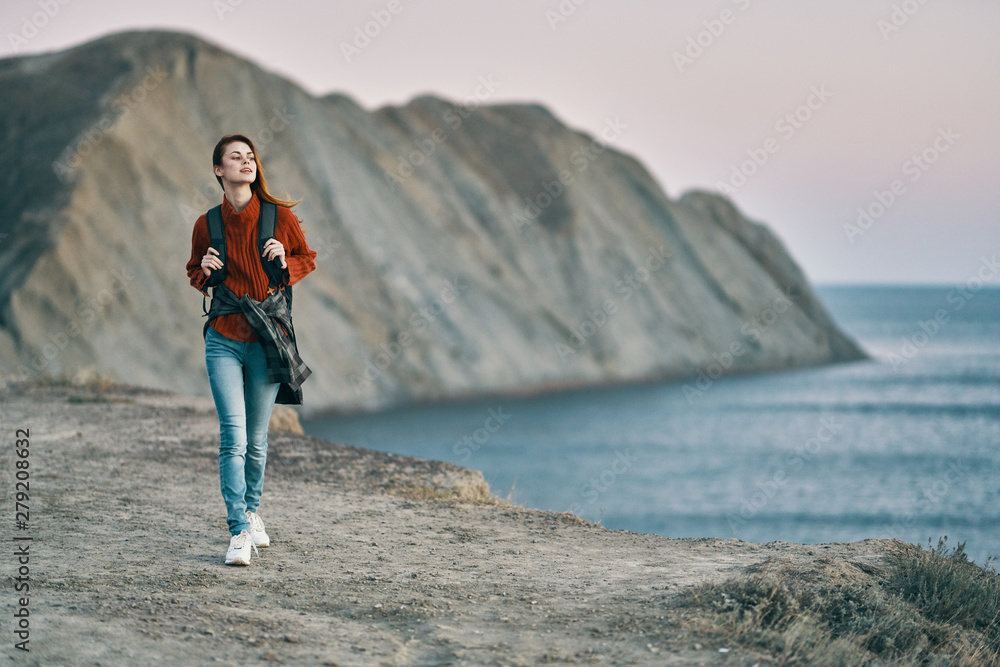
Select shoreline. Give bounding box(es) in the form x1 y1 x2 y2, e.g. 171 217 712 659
303 353 873 420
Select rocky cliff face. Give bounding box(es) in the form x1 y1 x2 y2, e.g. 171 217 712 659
0 30 865 413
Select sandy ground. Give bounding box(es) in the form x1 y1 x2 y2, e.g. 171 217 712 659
0 381 907 666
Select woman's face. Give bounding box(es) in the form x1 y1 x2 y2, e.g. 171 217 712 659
214 141 257 186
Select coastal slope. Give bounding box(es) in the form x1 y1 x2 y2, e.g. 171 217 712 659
0 30 865 412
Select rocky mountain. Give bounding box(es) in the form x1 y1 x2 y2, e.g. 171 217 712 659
0 30 865 414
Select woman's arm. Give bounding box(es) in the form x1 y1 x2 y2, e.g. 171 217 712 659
275 207 317 287
185 215 212 294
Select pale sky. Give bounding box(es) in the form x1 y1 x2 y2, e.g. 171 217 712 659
3 0 998 284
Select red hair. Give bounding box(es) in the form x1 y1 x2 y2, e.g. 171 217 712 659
212 134 300 208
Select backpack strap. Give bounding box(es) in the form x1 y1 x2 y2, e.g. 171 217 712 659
204 204 226 288
256 200 293 310
257 201 282 288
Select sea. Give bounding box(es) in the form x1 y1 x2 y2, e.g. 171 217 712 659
303 285 1000 566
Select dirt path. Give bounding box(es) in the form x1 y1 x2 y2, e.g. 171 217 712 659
0 381 903 666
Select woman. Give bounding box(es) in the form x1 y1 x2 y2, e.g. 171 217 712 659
186 134 316 566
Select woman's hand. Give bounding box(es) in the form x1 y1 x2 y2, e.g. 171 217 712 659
201 247 224 277
263 239 287 269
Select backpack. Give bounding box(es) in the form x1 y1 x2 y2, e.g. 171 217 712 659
203 199 292 310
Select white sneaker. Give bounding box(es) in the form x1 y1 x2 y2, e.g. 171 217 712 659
225 529 258 566
246 511 270 548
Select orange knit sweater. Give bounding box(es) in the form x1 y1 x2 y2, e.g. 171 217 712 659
186 192 316 342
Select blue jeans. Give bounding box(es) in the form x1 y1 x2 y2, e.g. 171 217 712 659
205 326 280 536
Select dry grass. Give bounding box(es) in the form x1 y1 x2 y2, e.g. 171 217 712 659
682 537 1000 666
28 371 119 392
385 477 512 506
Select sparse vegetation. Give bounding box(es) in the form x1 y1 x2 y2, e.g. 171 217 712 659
683 537 1000 665
385 478 503 505
26 371 119 392
66 395 112 403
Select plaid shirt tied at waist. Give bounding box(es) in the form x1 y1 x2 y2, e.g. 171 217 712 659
203 283 312 405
